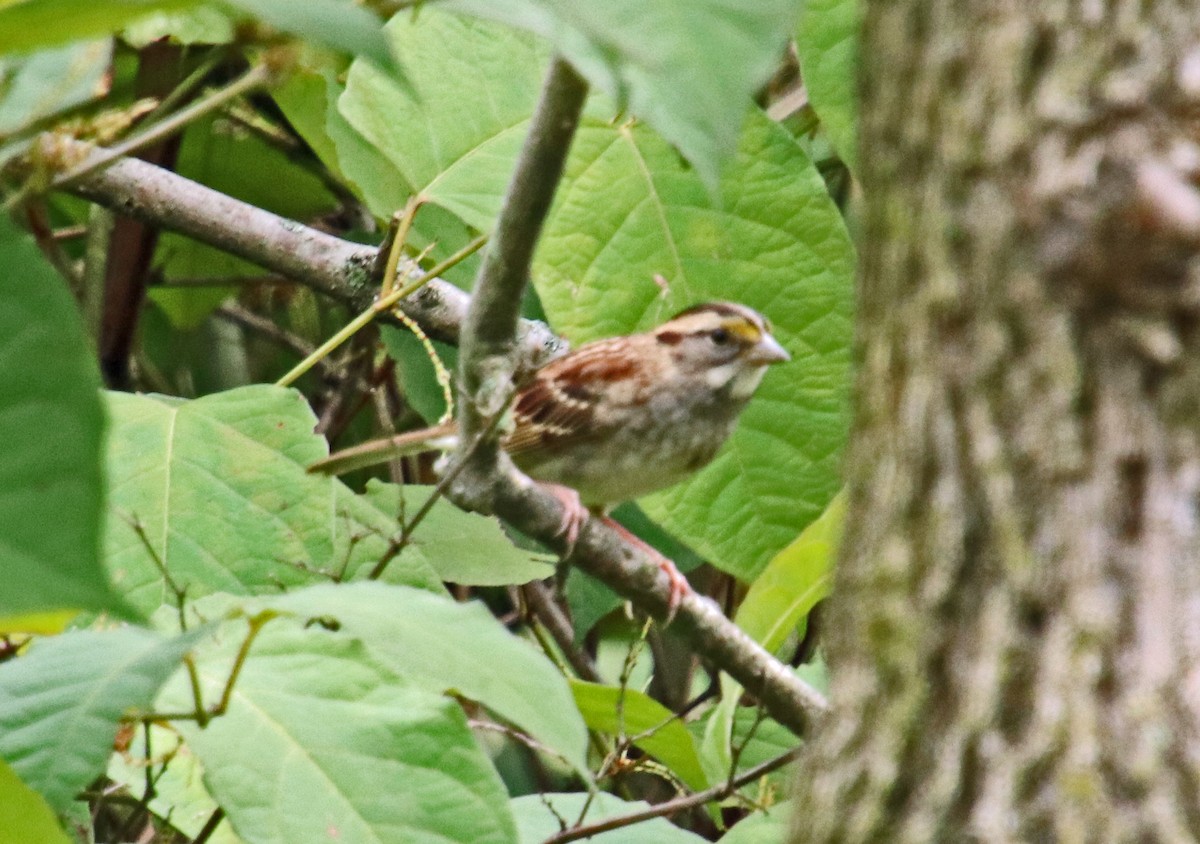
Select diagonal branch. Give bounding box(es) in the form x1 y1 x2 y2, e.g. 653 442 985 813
31 135 566 378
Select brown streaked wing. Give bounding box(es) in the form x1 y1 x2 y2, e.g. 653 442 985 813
503 339 637 456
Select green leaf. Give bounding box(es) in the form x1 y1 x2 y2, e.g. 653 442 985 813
0 40 111 136
0 0 197 53
0 215 126 618
0 758 71 844
570 680 707 790
339 9 551 230
537 109 854 579
102 386 442 617
797 0 860 173
720 801 793 844
447 0 800 189
511 792 706 843
0 627 201 816
266 582 589 772
220 0 396 70
169 616 516 844
734 491 844 652
360 481 554 586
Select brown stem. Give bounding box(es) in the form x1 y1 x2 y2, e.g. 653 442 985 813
540 745 803 844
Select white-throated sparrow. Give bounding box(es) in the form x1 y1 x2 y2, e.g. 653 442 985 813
311 301 790 611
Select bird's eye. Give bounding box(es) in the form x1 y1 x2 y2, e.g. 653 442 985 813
710 328 731 345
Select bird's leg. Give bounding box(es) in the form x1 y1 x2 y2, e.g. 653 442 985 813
598 515 690 622
537 483 690 620
537 482 589 550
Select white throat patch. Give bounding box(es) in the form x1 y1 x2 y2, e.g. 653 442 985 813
705 362 767 399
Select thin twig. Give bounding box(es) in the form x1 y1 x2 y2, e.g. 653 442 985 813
276 232 487 387
214 303 329 373
367 394 512 580
521 581 602 682
539 745 803 844
192 808 226 844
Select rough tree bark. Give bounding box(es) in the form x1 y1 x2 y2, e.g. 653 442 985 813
792 3 1200 841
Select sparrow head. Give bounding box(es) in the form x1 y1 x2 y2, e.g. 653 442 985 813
654 302 790 389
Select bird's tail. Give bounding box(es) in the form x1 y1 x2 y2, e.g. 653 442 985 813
308 421 459 476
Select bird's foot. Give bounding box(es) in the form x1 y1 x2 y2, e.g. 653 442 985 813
600 516 690 623
538 482 589 553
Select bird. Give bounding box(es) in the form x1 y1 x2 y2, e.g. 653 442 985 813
310 301 791 615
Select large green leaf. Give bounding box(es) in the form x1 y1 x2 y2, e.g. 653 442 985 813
734 491 843 652
168 616 515 844
797 0 860 173
0 0 197 53
0 759 70 844
447 0 800 188
0 627 200 816
267 582 588 772
569 680 706 790
0 215 125 621
537 110 854 579
339 9 550 231
511 792 706 843
360 482 554 586
102 385 442 617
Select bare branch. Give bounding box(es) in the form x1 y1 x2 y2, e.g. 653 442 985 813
34 135 566 377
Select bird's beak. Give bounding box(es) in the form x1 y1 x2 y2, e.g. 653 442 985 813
747 333 791 365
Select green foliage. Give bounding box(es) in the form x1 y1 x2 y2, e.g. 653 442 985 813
221 0 396 72
797 0 860 173
735 491 843 652
0 0 198 53
0 40 111 136
166 612 516 844
570 680 707 790
719 801 792 844
0 216 125 622
0 1 857 839
446 0 800 190
265 583 589 771
0 627 203 817
102 386 444 616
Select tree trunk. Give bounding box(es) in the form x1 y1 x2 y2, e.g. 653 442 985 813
792 3 1200 841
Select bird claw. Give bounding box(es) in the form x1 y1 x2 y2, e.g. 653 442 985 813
656 557 689 623
539 483 589 554
600 515 691 624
